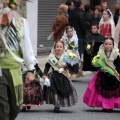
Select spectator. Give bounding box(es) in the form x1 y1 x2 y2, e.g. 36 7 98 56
65 0 75 26
114 4 120 26
52 4 69 42
84 4 93 36
100 1 108 12
90 5 102 26
70 0 86 58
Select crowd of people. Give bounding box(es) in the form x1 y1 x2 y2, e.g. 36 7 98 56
0 0 120 120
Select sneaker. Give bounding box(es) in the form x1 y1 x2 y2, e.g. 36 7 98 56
102 109 108 112
27 106 31 110
108 109 113 112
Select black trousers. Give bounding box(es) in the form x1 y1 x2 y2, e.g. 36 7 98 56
0 69 20 120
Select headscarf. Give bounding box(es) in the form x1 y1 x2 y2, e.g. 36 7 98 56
99 9 115 38
60 26 78 48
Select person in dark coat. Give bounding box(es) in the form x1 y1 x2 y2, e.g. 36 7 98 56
65 0 75 26
69 1 86 58
84 4 93 36
114 4 120 26
83 24 104 71
90 6 102 27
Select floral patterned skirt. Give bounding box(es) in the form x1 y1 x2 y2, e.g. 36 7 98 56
22 80 43 106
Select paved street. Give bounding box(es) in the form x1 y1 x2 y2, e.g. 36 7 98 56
16 55 120 120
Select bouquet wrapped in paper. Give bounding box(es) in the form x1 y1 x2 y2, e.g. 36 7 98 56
92 53 115 76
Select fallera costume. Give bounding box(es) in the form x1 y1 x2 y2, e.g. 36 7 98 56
21 63 43 111
83 33 104 71
43 52 78 110
60 28 83 78
0 0 36 120
83 44 120 110
99 9 115 38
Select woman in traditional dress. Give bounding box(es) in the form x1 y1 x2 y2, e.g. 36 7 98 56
21 63 46 112
99 9 115 38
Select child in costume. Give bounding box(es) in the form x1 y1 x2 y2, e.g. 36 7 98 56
0 0 37 119
43 41 78 112
99 9 115 38
83 37 120 112
83 24 104 71
60 26 83 78
21 63 47 112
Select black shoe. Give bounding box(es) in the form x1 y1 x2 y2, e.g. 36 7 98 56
27 106 31 110
54 107 60 113
108 109 113 112
21 107 26 112
102 109 108 112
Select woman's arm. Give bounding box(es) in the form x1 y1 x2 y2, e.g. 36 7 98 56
34 63 44 77
44 62 51 75
23 18 36 70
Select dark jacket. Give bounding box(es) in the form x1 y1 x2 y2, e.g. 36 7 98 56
68 9 74 27
114 13 120 26
70 7 86 38
84 11 93 36
90 14 101 26
83 33 104 71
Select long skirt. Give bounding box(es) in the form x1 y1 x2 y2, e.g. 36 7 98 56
22 80 43 106
43 72 78 107
83 71 120 109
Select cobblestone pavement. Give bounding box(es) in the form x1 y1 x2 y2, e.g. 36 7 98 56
16 56 120 120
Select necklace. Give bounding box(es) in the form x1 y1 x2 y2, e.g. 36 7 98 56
105 49 112 58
